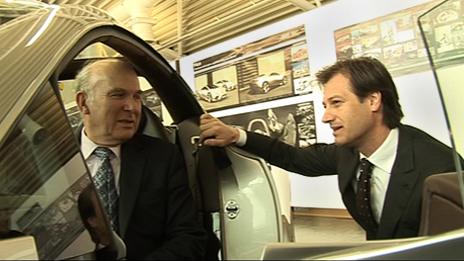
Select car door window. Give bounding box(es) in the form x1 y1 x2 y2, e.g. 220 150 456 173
0 82 116 259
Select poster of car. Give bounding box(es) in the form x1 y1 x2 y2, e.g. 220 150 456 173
334 0 447 76
238 49 293 105
195 66 239 111
219 101 317 148
193 25 312 111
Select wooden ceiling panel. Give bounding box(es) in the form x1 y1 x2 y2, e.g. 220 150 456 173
42 0 334 60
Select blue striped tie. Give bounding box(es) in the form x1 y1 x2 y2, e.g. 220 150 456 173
92 147 119 230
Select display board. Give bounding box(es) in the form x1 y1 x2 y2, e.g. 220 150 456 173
193 25 316 112
220 101 317 148
334 0 446 76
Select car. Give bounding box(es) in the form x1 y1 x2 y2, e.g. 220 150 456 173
0 1 292 260
250 72 288 93
196 84 227 102
215 79 236 91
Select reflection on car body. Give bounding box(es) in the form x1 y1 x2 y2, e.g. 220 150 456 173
250 72 288 93
196 84 227 102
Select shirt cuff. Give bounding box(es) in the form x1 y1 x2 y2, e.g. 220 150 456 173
236 127 247 146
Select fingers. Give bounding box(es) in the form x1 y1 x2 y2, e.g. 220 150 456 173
202 137 223 147
199 113 217 128
199 113 235 147
199 113 217 144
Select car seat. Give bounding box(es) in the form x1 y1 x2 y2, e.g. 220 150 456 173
419 172 464 236
137 106 221 260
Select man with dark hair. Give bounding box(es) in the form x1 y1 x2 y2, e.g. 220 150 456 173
75 58 206 259
199 57 461 240
77 186 117 259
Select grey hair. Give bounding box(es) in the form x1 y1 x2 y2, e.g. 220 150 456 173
74 60 101 102
74 58 135 102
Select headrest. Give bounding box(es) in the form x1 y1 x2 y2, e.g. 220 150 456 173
138 105 169 141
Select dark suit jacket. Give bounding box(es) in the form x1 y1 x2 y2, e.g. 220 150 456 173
80 131 206 259
242 124 460 240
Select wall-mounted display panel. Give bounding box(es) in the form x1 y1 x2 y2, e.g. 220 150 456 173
193 25 313 111
334 0 445 76
220 101 317 148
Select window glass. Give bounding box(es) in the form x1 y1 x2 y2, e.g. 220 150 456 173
0 83 115 259
419 0 464 202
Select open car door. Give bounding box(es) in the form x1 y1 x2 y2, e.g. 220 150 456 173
0 1 293 259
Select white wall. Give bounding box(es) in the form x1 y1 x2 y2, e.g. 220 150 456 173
179 0 450 209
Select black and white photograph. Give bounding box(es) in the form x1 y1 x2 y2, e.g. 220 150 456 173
293 76 317 95
65 105 81 130
141 89 163 120
219 101 317 148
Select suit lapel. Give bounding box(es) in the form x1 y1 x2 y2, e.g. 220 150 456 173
377 126 418 238
118 136 146 238
337 149 362 223
338 148 360 194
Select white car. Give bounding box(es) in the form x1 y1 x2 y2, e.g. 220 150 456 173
251 72 288 93
215 79 236 91
197 84 227 102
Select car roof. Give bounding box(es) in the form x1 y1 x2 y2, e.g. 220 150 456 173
0 2 115 141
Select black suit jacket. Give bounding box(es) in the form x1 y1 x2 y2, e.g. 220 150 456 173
80 131 206 259
242 125 460 240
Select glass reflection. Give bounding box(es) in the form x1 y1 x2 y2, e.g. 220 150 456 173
418 0 464 203
0 83 118 259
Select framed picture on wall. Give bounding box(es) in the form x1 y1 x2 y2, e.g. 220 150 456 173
140 89 163 121
334 0 449 76
193 25 313 111
219 101 317 148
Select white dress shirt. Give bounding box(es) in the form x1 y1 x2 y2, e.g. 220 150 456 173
356 128 399 223
81 129 121 194
236 127 399 223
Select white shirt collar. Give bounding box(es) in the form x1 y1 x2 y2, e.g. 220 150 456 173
360 128 399 173
81 128 121 160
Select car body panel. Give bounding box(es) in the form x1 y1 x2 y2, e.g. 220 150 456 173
0 3 116 143
219 146 290 260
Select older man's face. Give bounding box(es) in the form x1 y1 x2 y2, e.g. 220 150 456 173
84 66 142 146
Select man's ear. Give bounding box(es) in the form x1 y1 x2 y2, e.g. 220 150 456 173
76 92 90 114
368 91 382 112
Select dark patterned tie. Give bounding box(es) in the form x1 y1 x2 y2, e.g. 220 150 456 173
356 158 378 237
92 147 119 230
